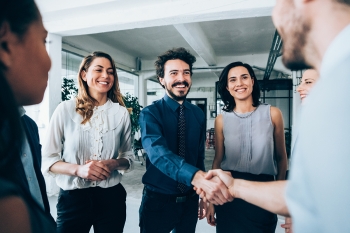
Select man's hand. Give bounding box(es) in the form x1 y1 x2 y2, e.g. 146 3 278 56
198 199 207 220
205 169 235 190
191 170 233 205
196 169 235 202
76 160 111 181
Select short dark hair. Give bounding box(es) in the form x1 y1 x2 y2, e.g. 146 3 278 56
218 62 260 112
154 47 196 88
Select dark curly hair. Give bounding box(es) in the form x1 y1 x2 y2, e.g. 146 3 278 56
154 47 196 88
218 62 260 112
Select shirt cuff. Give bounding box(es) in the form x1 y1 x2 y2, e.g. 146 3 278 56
42 158 63 177
117 151 135 174
177 163 200 186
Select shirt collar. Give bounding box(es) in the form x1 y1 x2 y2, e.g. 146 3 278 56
320 24 350 79
18 106 26 117
163 93 190 112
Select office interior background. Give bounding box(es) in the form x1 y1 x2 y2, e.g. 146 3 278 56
27 0 303 143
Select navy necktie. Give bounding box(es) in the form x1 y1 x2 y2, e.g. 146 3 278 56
177 104 187 192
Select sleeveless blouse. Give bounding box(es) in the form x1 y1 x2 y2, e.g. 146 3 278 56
220 104 277 175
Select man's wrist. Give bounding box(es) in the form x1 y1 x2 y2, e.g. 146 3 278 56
191 170 205 186
231 179 242 198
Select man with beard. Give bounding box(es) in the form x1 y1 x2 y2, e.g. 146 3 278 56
197 0 350 232
139 47 232 233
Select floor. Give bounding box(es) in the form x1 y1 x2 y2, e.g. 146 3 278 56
48 149 285 233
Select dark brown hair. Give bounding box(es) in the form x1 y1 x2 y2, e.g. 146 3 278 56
154 47 196 88
218 62 261 112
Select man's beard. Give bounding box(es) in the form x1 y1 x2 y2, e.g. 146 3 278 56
281 16 313 70
165 81 191 101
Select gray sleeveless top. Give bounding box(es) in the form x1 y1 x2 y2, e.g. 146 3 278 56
220 103 277 175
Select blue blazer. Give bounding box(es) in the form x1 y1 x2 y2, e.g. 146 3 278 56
16 115 51 214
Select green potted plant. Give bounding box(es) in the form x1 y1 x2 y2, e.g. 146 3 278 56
123 93 145 163
122 92 143 137
62 77 78 101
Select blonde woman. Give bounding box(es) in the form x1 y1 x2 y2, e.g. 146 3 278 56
282 69 319 233
42 51 134 233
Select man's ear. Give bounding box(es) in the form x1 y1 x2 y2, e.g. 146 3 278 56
159 77 165 87
0 22 16 68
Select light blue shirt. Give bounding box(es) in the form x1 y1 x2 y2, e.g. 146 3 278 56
286 24 350 232
19 107 45 210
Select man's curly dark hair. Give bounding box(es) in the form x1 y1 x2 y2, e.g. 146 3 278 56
154 47 196 88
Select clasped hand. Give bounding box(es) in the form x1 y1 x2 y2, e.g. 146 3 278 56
193 169 235 204
76 160 114 181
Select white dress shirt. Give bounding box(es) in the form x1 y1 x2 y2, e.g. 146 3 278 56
286 24 350 232
42 99 134 190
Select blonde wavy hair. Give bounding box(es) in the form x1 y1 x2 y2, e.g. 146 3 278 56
76 51 125 124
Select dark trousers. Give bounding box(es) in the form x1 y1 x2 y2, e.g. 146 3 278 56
56 183 127 233
139 188 199 233
215 171 277 233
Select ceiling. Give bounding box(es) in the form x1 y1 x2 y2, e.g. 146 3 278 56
36 0 290 81
84 16 276 60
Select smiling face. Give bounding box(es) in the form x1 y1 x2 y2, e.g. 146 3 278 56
226 66 254 102
159 59 192 103
4 17 51 105
297 69 319 102
81 57 114 99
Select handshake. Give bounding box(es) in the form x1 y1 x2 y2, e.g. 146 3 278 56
191 169 237 205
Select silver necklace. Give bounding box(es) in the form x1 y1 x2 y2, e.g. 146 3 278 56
232 106 258 119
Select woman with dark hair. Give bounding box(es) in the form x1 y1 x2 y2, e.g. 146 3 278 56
42 51 134 233
206 62 287 232
0 0 56 232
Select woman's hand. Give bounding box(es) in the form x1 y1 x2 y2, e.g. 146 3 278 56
206 203 217 226
76 160 111 181
281 217 293 233
98 159 119 172
198 198 207 220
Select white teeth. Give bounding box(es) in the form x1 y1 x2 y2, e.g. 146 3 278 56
236 89 245 93
99 81 108 85
176 85 185 88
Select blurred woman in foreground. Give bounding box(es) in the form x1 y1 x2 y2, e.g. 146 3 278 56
0 0 55 232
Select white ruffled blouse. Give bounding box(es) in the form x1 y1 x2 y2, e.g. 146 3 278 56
42 99 134 191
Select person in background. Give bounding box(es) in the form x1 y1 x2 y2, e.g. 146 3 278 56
296 69 319 104
42 51 134 233
206 61 287 232
197 0 350 232
0 0 56 232
282 68 319 233
138 47 232 233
